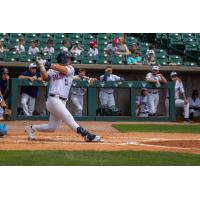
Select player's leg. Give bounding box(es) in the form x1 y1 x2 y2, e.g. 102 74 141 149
48 97 100 142
27 96 36 116
175 99 190 122
21 93 30 116
154 93 159 114
71 94 83 116
25 113 61 140
147 93 155 115
108 93 115 107
99 91 108 106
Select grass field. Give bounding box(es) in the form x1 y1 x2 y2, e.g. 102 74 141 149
112 124 200 133
0 150 200 165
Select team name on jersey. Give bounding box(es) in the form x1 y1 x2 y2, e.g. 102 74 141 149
52 73 66 81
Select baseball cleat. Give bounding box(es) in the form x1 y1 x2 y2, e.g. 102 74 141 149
184 118 192 123
25 126 35 140
84 134 102 142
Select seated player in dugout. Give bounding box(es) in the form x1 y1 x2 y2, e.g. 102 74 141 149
18 63 43 116
187 90 200 120
165 71 191 123
99 66 124 113
70 68 97 117
136 88 149 117
145 66 167 116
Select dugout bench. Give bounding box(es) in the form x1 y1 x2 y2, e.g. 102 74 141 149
8 78 176 121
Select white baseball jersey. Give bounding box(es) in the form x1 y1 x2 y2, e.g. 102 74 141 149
188 97 200 108
100 74 121 94
47 65 75 99
174 79 185 100
88 48 99 56
43 46 55 54
146 72 161 93
15 45 25 53
28 46 40 55
60 46 68 52
136 95 149 113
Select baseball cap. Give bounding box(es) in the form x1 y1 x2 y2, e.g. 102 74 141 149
89 41 97 48
170 71 178 77
112 37 118 44
152 66 159 71
29 63 37 68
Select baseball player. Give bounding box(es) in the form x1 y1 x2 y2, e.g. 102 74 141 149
71 68 96 116
165 71 191 123
99 66 123 108
136 88 149 117
19 63 42 116
25 51 101 142
145 66 167 116
188 90 200 120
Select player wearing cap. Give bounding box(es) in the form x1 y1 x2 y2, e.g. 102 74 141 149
99 66 123 108
18 63 42 116
25 51 101 142
88 41 98 56
188 90 200 120
136 88 149 117
166 71 191 123
71 68 97 116
145 66 167 116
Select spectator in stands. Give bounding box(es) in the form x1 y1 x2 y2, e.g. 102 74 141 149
130 43 139 54
0 41 5 53
28 40 40 55
15 37 25 54
43 39 55 54
60 39 69 52
70 42 84 56
18 63 42 116
105 37 119 55
188 90 200 120
136 88 149 117
88 41 98 56
127 51 142 65
143 44 156 65
165 71 191 123
146 66 167 116
116 36 130 55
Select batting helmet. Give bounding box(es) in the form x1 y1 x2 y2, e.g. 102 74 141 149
0 124 8 137
57 51 75 64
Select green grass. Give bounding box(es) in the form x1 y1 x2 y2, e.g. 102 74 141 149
112 124 200 133
0 150 200 165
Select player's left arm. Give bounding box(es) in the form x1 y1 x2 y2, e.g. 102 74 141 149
50 64 68 75
157 73 167 83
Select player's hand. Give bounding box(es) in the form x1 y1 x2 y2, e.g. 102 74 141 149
184 99 188 104
28 77 35 82
155 80 161 88
35 57 46 72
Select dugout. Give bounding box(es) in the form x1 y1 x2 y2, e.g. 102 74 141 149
1 62 200 121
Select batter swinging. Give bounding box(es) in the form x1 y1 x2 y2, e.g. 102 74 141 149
25 51 101 142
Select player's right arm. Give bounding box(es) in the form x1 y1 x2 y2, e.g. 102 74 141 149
145 73 157 83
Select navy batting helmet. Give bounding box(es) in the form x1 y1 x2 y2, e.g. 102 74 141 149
57 51 75 64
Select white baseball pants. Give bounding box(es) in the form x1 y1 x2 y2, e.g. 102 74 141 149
165 98 189 118
190 109 200 117
147 93 159 115
21 93 36 116
99 91 115 107
32 96 79 132
71 94 83 116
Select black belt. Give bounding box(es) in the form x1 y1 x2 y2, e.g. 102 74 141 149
148 92 158 94
50 94 67 101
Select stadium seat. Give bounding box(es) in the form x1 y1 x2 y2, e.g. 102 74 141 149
156 58 168 66
125 36 138 45
111 55 126 64
155 49 167 59
96 57 111 64
97 34 111 40
168 55 183 66
4 52 20 62
82 34 96 39
183 62 198 67
81 59 95 64
0 53 6 61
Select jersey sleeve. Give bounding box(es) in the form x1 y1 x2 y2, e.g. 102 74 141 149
21 71 28 76
100 75 104 81
179 81 185 94
113 75 121 81
146 73 151 79
136 96 140 104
